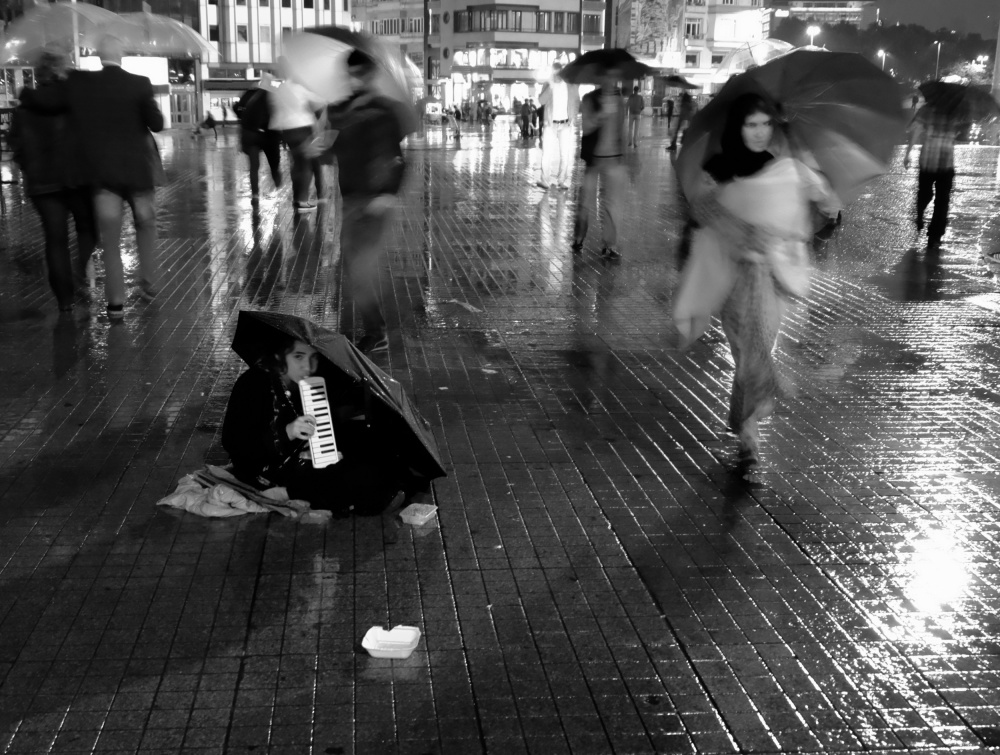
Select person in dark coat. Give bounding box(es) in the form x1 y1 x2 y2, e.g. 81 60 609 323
520 99 531 139
233 88 282 200
197 111 218 139
221 334 412 515
19 35 165 320
10 48 97 312
324 49 406 354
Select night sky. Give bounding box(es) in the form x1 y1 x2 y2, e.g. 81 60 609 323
873 0 998 36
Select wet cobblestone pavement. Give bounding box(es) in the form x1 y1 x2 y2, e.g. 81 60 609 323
3 120 1000 753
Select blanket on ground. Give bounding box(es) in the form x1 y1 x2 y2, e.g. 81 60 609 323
156 465 331 521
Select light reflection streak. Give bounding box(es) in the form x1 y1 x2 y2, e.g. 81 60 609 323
902 523 970 613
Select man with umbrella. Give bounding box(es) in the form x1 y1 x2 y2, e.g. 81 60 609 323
572 69 626 259
904 83 984 252
325 48 407 353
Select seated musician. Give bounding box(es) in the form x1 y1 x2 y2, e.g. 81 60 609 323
221 334 410 515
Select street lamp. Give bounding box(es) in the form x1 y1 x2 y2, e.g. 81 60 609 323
878 49 886 71
934 40 942 79
807 25 821 47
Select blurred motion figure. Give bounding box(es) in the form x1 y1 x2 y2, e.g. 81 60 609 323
325 48 407 353
10 47 97 312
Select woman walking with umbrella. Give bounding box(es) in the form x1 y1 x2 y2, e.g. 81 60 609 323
673 49 906 466
678 93 839 465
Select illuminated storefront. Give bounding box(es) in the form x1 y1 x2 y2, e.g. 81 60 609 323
445 46 577 109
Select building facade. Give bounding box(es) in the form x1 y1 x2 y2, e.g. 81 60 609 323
351 0 425 74
682 0 768 79
357 0 607 109
769 0 872 28
615 0 768 92
196 0 349 121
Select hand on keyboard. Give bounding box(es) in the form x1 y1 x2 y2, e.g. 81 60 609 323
286 415 317 440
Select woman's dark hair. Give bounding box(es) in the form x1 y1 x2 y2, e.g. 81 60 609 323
703 92 780 182
347 48 377 74
255 333 299 376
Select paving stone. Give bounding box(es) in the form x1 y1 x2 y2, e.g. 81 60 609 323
2 124 1000 752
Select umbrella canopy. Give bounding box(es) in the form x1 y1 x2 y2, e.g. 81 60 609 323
662 74 698 90
102 12 218 61
919 81 1000 122
0 1 119 65
712 38 795 83
677 49 907 206
283 26 419 133
281 30 354 104
559 48 653 85
232 311 446 481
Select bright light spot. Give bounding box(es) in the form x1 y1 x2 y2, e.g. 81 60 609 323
903 525 969 613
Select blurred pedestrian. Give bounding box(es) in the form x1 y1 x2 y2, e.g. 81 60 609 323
626 86 644 147
665 97 675 129
572 72 626 259
904 103 962 252
270 58 326 212
325 49 407 353
520 99 531 139
197 111 218 139
19 35 165 320
537 62 579 190
667 92 695 151
234 87 282 201
9 48 97 313
677 93 837 465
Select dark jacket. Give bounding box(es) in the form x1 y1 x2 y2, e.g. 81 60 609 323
19 65 165 192
234 89 272 132
580 90 601 165
221 369 303 487
325 92 405 197
9 84 81 196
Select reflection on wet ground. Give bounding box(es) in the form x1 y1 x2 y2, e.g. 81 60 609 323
2 125 1000 752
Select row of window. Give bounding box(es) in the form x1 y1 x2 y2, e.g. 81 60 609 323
210 23 342 43
369 17 423 35
453 10 601 34
209 23 283 42
209 0 331 7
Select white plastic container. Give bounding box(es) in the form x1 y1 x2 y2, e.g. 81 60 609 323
399 503 438 526
361 625 421 659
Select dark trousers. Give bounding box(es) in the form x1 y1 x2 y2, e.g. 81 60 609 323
281 126 324 204
243 131 282 196
916 169 954 245
286 457 403 514
340 195 393 335
30 188 98 309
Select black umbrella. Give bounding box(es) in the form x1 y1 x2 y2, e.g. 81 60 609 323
232 311 446 481
662 74 698 90
677 49 907 205
559 48 653 85
918 81 1000 122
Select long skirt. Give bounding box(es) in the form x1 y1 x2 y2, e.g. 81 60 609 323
721 258 787 434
